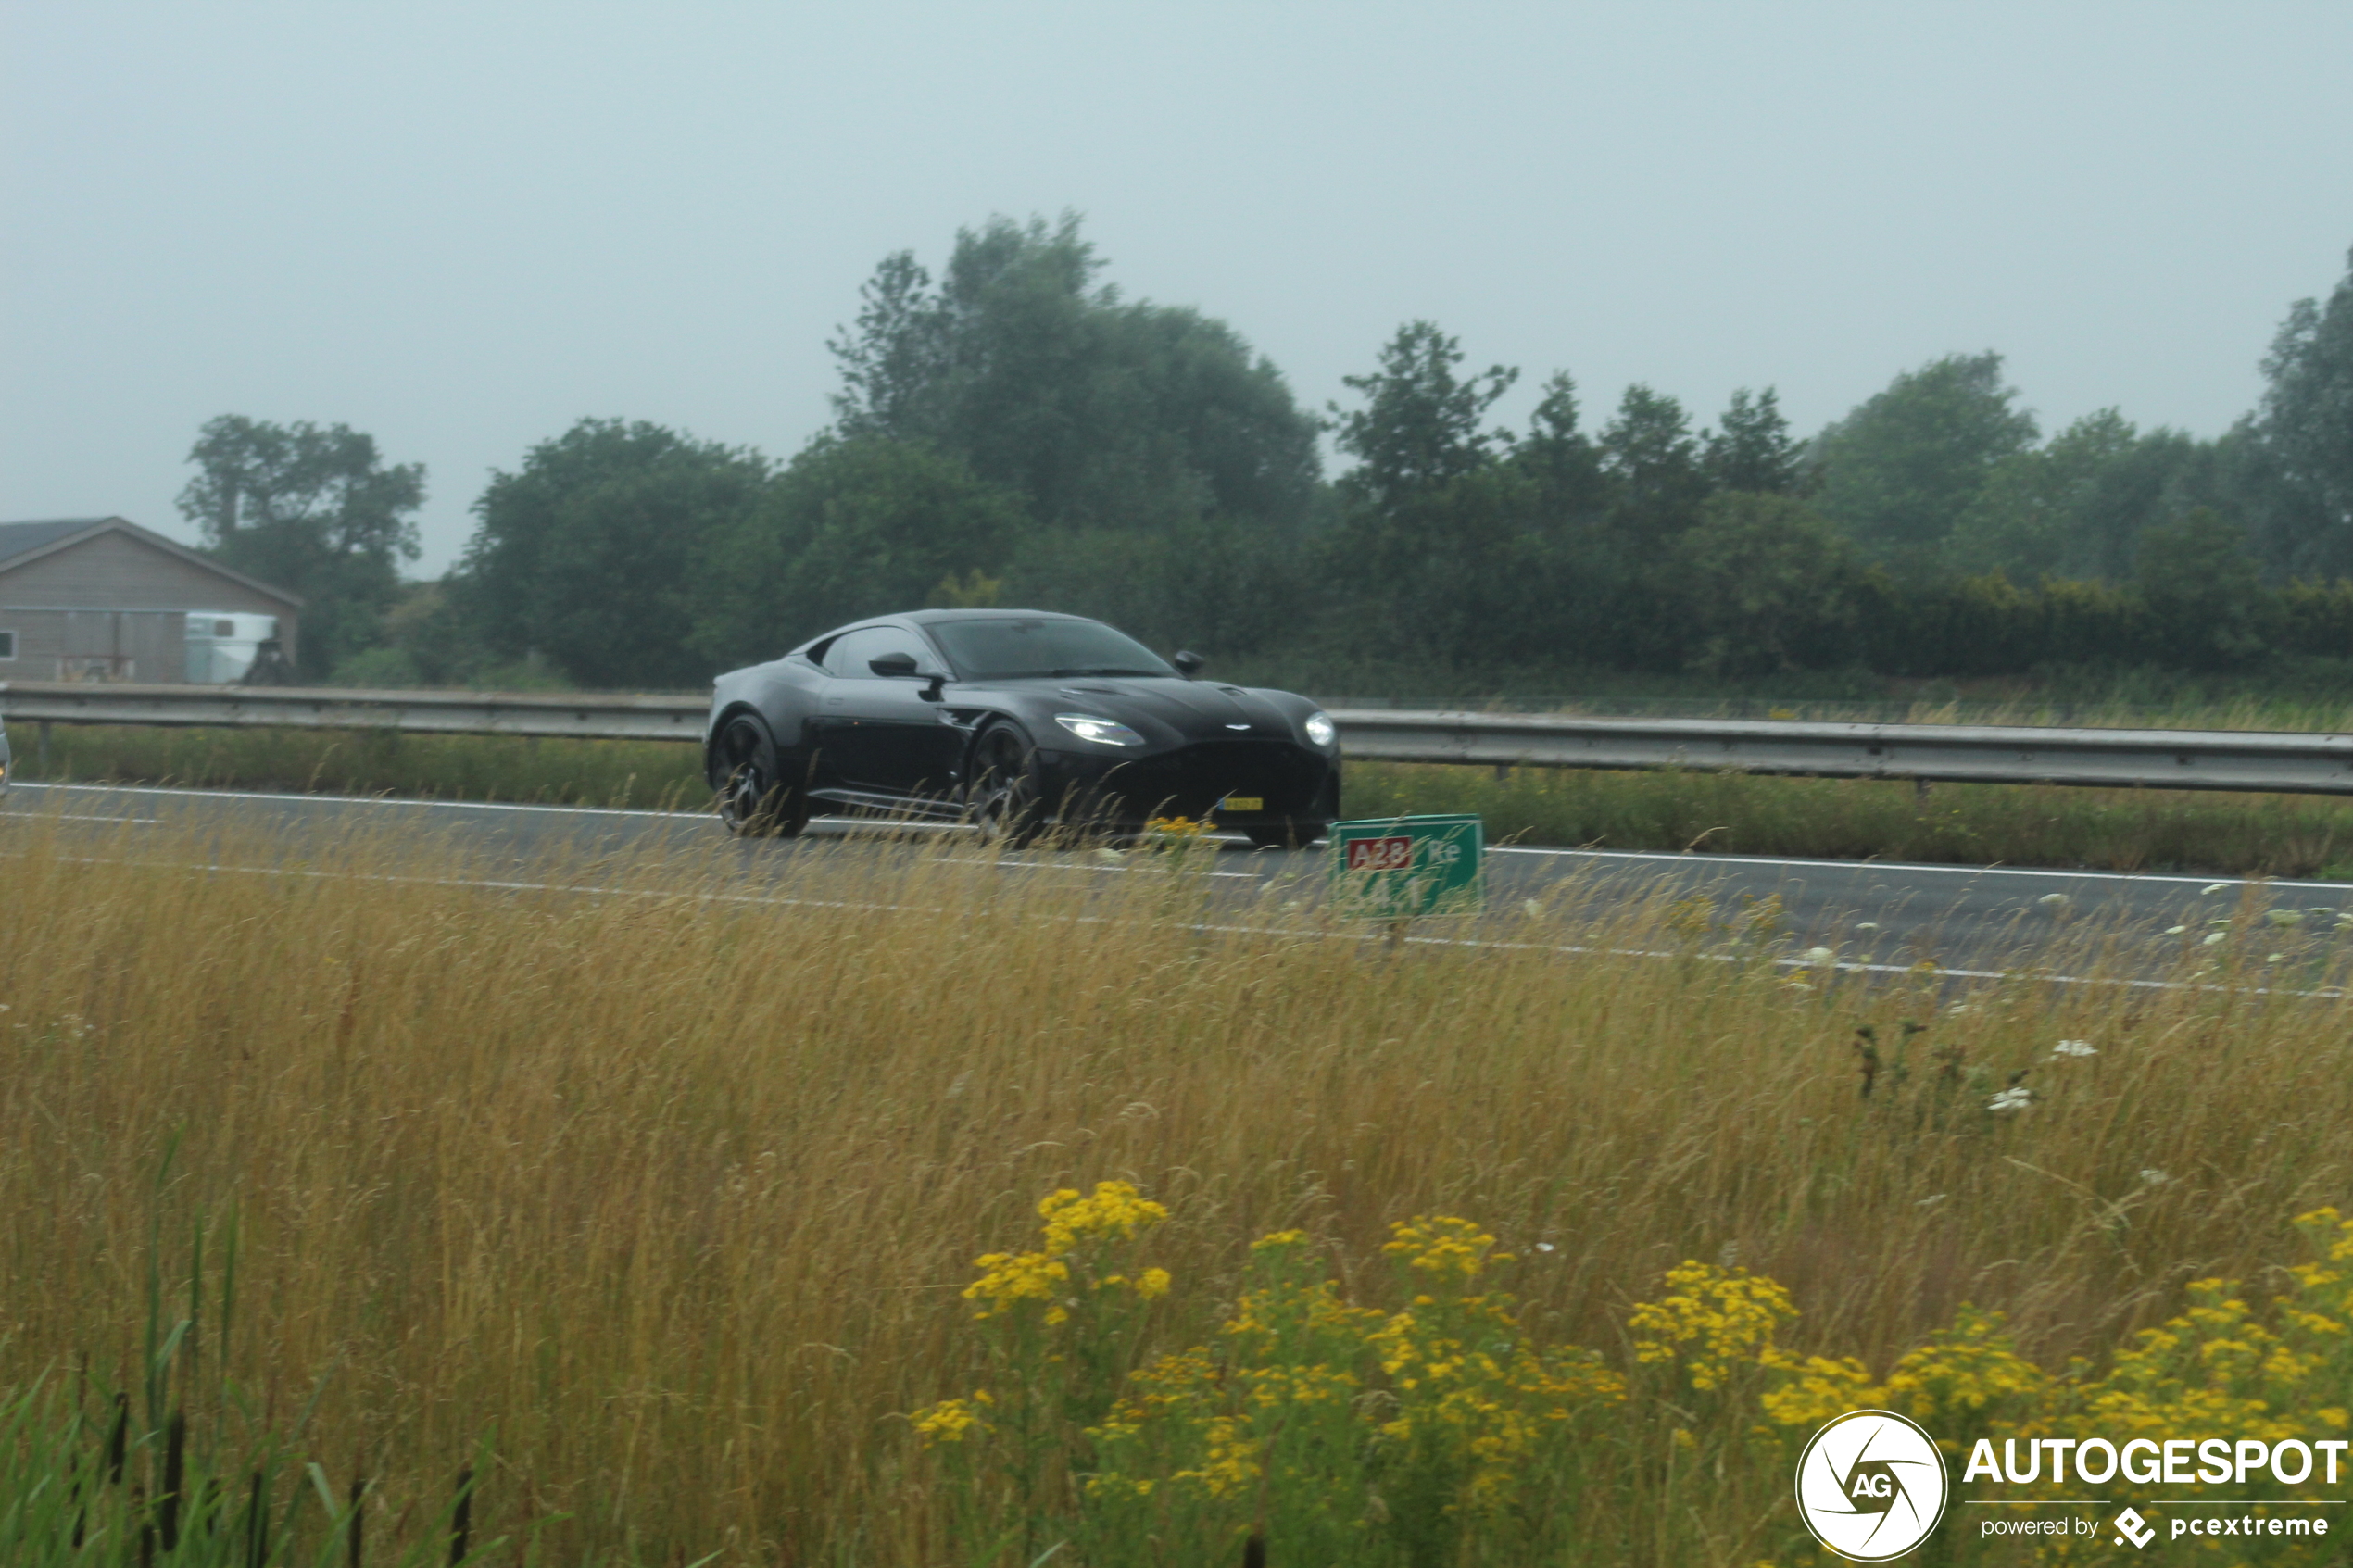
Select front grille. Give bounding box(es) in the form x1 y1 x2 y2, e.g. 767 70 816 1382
1092 741 1330 819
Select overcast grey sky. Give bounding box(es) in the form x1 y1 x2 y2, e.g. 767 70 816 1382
5 1 2349 575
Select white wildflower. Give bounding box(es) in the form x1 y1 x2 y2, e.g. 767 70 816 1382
2203 932 2228 947
1854 922 1880 932
2139 1168 2171 1185
2202 883 2230 895
1916 1193 1948 1208
1801 946 1836 964
2265 909 2304 928
2164 925 2186 935
2038 893 2070 909
1986 1086 2035 1112
1522 897 1543 919
2049 1039 2097 1058
2267 952 2284 964
1534 1241 1556 1253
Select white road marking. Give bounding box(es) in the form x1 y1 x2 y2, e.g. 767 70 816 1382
10 782 1270 876
16 780 2347 899
1488 840 2352 894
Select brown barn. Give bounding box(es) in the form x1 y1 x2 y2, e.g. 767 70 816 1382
0 516 303 682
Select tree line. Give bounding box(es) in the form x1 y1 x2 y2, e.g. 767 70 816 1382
177 216 2353 691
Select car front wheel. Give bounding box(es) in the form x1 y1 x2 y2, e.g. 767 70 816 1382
969 724 1046 848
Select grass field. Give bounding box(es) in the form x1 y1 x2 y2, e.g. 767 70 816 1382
20 719 2353 876
3 810 2347 1562
6 722 706 809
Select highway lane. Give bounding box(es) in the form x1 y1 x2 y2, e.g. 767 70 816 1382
11 780 2349 984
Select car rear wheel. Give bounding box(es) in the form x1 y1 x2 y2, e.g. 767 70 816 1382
970 724 1046 848
714 715 807 838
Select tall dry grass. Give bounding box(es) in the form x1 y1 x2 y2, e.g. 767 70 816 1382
3 808 2347 1562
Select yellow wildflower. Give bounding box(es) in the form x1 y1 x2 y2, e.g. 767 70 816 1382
962 1248 1070 1320
1628 1261 1797 1392
911 1397 988 1445
1038 1180 1170 1253
1760 1354 1881 1428
1384 1215 1513 1282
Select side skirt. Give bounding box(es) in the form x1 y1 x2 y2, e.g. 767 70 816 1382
804 787 969 822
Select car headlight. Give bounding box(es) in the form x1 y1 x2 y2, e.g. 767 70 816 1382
1055 713 1146 746
1303 710 1337 747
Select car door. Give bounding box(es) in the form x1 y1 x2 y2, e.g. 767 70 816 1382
815 625 961 799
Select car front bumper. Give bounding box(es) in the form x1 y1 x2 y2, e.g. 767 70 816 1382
1037 738 1338 829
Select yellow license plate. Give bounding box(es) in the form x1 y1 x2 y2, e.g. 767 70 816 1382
1221 797 1263 812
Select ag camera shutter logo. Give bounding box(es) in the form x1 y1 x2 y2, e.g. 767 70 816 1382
1795 1410 1950 1561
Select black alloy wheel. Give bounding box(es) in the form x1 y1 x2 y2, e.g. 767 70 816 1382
715 715 807 838
970 724 1046 848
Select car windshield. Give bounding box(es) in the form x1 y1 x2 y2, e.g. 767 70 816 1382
930 618 1175 681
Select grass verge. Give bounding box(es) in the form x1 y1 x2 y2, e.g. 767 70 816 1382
3 809 2347 1561
1351 763 2353 878
9 721 706 809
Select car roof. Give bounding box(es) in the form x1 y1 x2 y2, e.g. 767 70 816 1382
900 608 1091 626
793 608 1099 657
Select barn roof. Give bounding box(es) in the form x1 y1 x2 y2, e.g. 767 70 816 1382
0 516 304 608
0 518 116 566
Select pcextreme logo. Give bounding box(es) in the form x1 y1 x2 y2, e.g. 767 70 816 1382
1795 1410 1950 1561
2113 1506 2158 1547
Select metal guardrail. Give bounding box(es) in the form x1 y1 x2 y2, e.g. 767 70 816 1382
1324 709 2353 795
0 681 708 743
7 681 2353 796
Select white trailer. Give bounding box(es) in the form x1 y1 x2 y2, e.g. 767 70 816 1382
184 611 282 684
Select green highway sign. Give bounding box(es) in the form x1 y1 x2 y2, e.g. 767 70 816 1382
1328 813 1483 919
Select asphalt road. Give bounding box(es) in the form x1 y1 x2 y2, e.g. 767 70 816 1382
11 780 2349 985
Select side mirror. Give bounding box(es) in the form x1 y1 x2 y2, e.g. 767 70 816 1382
1172 649 1205 677
869 651 920 678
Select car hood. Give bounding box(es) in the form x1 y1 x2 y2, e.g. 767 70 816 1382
1014 676 1303 743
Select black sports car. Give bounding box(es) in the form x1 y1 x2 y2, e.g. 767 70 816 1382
702 610 1340 846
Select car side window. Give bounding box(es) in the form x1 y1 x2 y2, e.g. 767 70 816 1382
822 626 938 677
